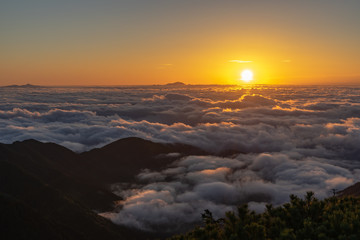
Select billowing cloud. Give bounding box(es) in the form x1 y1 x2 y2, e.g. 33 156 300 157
102 152 357 232
1 85 360 232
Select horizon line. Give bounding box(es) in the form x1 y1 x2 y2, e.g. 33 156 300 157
1 82 360 88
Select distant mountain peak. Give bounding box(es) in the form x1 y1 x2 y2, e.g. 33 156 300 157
165 82 186 86
2 83 41 88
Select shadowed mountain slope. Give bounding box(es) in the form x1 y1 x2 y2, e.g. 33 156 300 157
338 182 360 197
0 137 206 240
0 139 118 211
81 137 207 183
0 160 142 240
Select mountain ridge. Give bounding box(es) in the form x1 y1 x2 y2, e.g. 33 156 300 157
0 137 207 240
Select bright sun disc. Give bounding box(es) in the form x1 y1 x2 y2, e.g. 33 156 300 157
241 70 253 82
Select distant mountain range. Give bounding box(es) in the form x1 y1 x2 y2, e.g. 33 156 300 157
0 137 206 240
1 84 42 88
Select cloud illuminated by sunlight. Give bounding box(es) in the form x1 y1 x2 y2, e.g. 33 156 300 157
229 60 253 63
158 64 173 69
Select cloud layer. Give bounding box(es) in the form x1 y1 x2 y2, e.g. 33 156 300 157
101 153 356 232
1 85 360 231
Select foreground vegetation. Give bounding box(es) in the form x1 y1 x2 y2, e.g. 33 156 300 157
169 192 360 240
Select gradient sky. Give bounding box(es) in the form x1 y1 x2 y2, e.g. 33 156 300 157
1 0 360 85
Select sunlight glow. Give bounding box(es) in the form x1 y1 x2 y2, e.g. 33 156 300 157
241 70 253 82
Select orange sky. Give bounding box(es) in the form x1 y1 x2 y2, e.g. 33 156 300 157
1 1 360 86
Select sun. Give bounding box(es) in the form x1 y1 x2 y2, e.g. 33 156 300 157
241 69 253 83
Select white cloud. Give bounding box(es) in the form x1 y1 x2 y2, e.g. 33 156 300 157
229 60 253 63
1 85 360 232
102 152 357 231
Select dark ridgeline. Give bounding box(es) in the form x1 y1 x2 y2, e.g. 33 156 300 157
0 137 206 240
1 84 42 88
337 182 360 197
81 137 206 184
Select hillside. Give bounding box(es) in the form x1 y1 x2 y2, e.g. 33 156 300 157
0 160 142 240
337 182 360 197
0 137 206 240
81 137 206 183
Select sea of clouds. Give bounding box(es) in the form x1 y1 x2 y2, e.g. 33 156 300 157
1 85 360 232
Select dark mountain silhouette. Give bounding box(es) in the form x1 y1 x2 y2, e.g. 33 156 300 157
0 137 207 240
338 182 360 197
81 137 207 183
0 160 136 240
0 139 117 211
1 84 42 88
164 82 186 86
